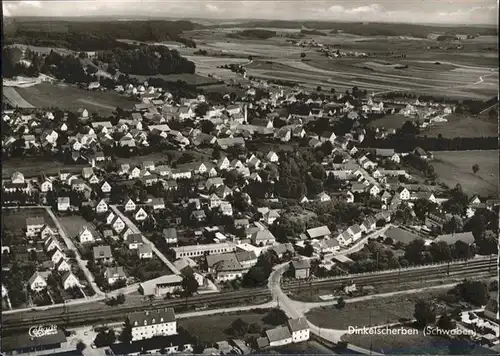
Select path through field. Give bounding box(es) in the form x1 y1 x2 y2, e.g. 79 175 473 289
3 87 34 108
77 99 116 110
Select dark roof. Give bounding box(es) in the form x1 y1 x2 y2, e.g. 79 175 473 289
110 333 191 355
128 308 175 326
291 259 311 270
2 329 66 352
435 232 475 245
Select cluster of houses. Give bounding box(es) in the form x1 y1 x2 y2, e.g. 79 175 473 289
257 317 310 349
17 217 82 295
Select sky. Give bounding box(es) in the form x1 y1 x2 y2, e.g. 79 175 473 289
2 0 499 25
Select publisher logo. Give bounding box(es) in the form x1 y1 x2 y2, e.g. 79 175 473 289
29 325 58 338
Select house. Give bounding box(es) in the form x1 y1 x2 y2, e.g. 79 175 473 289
44 236 61 253
317 192 331 202
191 210 206 222
95 199 108 213
266 326 293 347
55 259 71 273
128 308 177 342
79 226 94 243
319 239 341 254
28 271 48 292
126 234 144 249
93 245 113 263
124 198 137 212
137 244 154 259
172 242 236 259
289 259 311 279
88 174 100 185
414 147 430 160
49 248 65 266
134 208 148 222
361 217 377 233
219 201 233 216
346 191 354 203
105 266 126 285
26 217 45 237
40 179 53 192
288 317 310 343
100 181 112 193
347 224 362 241
57 197 70 212
150 198 165 210
82 167 94 180
368 184 380 196
320 131 336 143
214 260 247 282
266 151 279 162
307 226 331 240
112 216 126 233
217 137 245 150
217 156 231 171
163 228 178 244
62 272 80 290
396 187 411 200
263 210 280 225
251 229 276 246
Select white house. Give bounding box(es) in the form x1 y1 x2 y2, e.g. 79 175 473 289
26 217 45 237
129 308 177 342
124 198 137 212
58 197 70 212
56 259 71 273
101 181 112 193
105 266 126 285
397 187 411 200
134 208 148 222
288 317 310 343
29 272 48 292
40 179 53 192
112 217 126 233
137 244 153 259
62 272 81 290
266 326 293 347
78 226 94 243
266 151 279 163
95 199 108 213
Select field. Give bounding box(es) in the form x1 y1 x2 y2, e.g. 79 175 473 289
14 83 137 116
3 87 35 108
2 208 55 233
305 291 441 330
58 215 99 240
421 114 497 138
180 28 498 100
178 309 277 344
130 73 218 86
3 157 86 179
431 150 498 197
367 114 415 130
344 329 497 355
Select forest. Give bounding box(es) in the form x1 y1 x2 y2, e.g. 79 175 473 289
3 20 198 51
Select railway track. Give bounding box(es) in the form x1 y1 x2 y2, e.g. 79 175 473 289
2 289 271 334
282 258 497 292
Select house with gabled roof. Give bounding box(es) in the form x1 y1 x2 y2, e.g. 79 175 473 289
29 271 48 292
100 181 112 193
112 216 126 233
105 266 126 285
79 226 94 243
56 259 71 273
93 245 113 264
134 207 148 222
62 272 81 290
95 199 108 214
51 248 66 265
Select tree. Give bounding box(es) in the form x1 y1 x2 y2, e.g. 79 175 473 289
337 297 346 309
182 274 199 296
200 119 215 134
330 88 336 94
472 163 479 174
303 242 314 257
262 309 288 326
316 86 322 92
76 341 87 352
119 319 132 344
429 241 452 262
227 318 249 337
300 52 306 58
212 145 221 160
455 280 489 306
94 329 116 348
414 300 436 327
404 239 427 265
195 102 210 117
437 313 455 330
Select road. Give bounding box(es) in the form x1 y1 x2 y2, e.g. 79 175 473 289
109 205 180 275
45 207 104 297
268 255 497 354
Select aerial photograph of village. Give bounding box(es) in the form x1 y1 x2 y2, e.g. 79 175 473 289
1 1 498 355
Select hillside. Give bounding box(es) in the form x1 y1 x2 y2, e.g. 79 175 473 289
3 20 200 51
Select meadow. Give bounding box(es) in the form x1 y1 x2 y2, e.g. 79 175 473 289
15 83 137 116
58 215 100 240
421 114 497 138
2 208 55 232
3 87 35 108
431 150 498 197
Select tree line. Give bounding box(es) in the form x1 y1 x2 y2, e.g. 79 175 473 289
4 20 198 51
360 135 497 152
